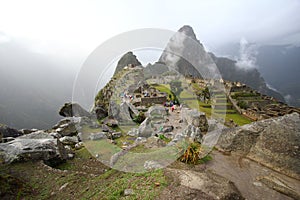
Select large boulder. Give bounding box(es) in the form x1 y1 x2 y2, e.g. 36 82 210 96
109 101 138 123
59 136 79 145
59 102 91 117
0 124 22 142
216 112 300 179
53 118 78 137
138 118 155 138
147 106 167 120
181 108 208 133
183 124 203 143
0 131 68 165
52 117 99 136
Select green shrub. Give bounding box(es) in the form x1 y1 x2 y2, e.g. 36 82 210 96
133 112 146 124
237 100 248 109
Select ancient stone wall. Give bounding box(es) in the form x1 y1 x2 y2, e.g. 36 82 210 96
141 96 167 106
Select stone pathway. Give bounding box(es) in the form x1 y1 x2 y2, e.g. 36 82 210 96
206 151 300 200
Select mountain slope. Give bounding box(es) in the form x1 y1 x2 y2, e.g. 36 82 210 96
157 25 285 102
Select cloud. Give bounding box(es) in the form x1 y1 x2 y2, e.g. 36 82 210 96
235 37 258 70
0 32 11 44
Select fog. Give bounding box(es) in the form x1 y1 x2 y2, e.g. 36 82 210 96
0 0 300 128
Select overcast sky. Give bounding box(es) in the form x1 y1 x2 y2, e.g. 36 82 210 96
0 0 300 64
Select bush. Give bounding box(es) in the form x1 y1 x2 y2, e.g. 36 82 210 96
237 100 248 109
133 112 146 124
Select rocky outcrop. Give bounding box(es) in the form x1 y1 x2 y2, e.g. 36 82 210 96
0 131 68 165
108 101 138 124
166 168 244 200
92 105 108 120
216 112 300 179
59 102 91 117
113 51 141 76
0 124 22 142
53 118 79 136
52 117 99 137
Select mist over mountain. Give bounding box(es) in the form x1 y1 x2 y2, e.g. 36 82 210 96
0 38 76 129
213 42 300 107
156 25 285 102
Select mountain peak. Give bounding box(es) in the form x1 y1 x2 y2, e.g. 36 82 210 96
178 25 197 40
113 51 141 75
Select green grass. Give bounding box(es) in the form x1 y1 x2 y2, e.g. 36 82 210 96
225 113 252 126
1 146 169 200
198 155 213 164
152 84 170 93
97 169 168 200
191 83 202 91
179 90 195 99
183 99 252 126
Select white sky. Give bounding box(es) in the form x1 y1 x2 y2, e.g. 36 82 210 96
0 0 300 61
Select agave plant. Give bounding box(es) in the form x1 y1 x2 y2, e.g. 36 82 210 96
179 142 202 164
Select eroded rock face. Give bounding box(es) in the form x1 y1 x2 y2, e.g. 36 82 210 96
167 168 244 200
59 102 91 118
217 112 300 179
0 131 68 164
109 101 138 123
181 108 208 133
93 106 108 120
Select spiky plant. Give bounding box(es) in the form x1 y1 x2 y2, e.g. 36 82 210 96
179 142 202 164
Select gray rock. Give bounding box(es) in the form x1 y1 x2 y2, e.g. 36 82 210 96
0 131 68 164
59 102 91 117
101 124 112 133
110 101 138 123
77 132 83 141
103 118 118 127
56 123 78 136
112 132 122 139
182 109 208 132
19 128 38 135
135 137 147 144
183 125 203 143
127 128 139 137
217 112 300 180
49 132 61 138
75 142 84 150
0 124 22 142
59 136 79 145
138 118 155 138
162 125 174 133
89 132 107 140
144 160 163 170
147 106 167 120
167 168 244 200
124 188 134 196
144 136 166 148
